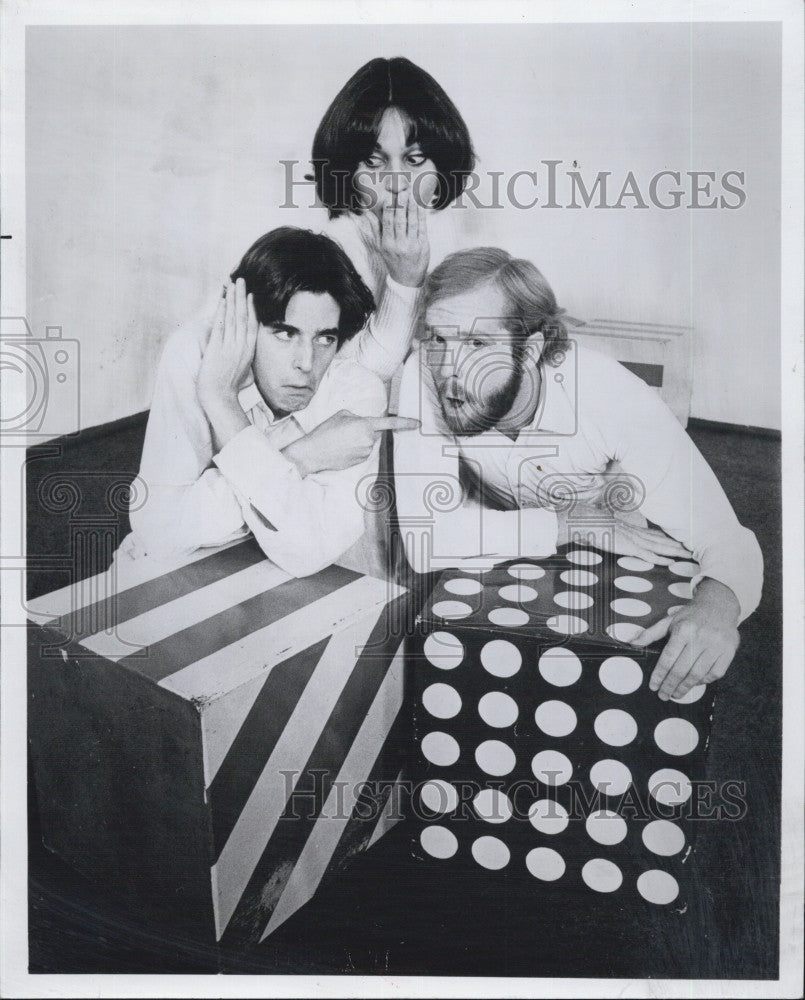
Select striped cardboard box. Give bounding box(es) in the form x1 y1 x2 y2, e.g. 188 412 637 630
28 538 411 945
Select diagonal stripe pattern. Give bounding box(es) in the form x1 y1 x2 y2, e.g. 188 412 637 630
29 537 409 944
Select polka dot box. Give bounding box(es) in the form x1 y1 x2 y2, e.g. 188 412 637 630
409 546 715 909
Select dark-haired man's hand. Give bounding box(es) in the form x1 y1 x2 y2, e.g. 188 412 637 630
283 410 420 477
197 278 257 451
365 192 430 288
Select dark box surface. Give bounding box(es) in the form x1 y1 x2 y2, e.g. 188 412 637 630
408 546 715 911
28 539 410 946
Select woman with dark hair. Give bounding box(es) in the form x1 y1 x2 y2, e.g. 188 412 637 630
311 57 476 384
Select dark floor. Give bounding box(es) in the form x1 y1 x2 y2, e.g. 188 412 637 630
26 419 783 979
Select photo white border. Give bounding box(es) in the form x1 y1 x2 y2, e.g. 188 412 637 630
1 1 802 997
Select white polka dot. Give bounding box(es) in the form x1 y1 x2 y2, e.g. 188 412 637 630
589 759 633 797
649 768 693 806
531 749 573 786
498 584 538 603
422 683 462 720
528 798 569 835
420 825 458 859
642 820 685 857
610 597 652 617
669 561 699 577
478 691 519 728
443 577 483 595
606 622 644 644
546 614 589 636
553 590 594 610
594 709 638 747
420 780 459 814
471 836 510 870
560 569 598 587
475 739 516 776
432 600 473 619
618 556 655 572
637 870 680 905
423 632 464 670
585 809 628 845
671 683 706 704
508 563 546 580
526 847 566 881
488 608 530 627
566 549 603 566
654 718 699 756
668 581 693 600
582 858 623 893
614 575 653 593
480 640 521 677
473 789 513 824
538 647 583 687
422 731 460 766
534 700 577 737
598 656 643 695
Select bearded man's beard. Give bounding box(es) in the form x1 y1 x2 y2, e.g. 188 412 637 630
439 360 527 436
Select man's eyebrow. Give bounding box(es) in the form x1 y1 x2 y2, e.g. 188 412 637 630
271 322 299 334
315 327 340 338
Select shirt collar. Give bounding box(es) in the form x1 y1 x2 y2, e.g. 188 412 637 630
237 378 321 433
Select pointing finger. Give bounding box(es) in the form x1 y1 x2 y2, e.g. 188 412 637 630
369 415 421 433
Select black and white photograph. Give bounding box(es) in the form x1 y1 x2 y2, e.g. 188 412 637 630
1 2 802 997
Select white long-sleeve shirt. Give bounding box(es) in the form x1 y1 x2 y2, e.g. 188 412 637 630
324 213 422 383
394 342 763 622
127 319 387 578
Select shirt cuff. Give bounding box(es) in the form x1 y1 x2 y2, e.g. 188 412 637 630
689 528 763 623
384 274 424 300
213 424 297 515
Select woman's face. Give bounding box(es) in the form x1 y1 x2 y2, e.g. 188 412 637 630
354 107 439 217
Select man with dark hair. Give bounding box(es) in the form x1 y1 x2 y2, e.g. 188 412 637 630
393 247 763 700
127 227 417 578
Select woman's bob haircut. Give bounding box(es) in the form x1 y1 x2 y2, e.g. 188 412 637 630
312 57 476 217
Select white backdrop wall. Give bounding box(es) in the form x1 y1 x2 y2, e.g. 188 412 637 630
26 22 781 433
